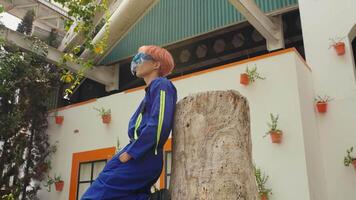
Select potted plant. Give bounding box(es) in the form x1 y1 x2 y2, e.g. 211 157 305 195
240 65 265 85
329 37 346 56
315 95 333 113
264 113 283 144
54 174 64 192
55 116 64 124
43 175 54 192
254 166 272 200
94 107 111 124
43 174 64 192
344 147 356 169
53 110 64 125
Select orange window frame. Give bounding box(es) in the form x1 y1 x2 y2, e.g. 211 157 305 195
69 147 116 200
159 138 172 189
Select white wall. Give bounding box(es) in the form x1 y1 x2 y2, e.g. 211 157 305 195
38 49 317 200
38 93 145 199
295 56 327 200
298 0 356 199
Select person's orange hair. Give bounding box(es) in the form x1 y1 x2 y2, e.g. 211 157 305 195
138 45 175 77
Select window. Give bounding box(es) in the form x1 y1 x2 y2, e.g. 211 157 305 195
164 151 172 189
76 160 107 199
159 138 172 189
69 147 116 200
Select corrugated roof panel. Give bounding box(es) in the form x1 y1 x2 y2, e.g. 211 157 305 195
100 0 298 64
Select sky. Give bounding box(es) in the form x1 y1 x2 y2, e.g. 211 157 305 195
0 12 21 31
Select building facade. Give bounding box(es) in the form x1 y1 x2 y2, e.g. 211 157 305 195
38 0 356 199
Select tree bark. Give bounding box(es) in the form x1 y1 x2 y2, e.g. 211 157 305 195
170 90 258 200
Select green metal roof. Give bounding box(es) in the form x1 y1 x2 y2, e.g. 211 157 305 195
100 0 298 65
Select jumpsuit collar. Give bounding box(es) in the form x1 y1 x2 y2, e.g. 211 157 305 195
144 76 164 93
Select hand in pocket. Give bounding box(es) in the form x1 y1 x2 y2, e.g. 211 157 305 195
119 152 132 163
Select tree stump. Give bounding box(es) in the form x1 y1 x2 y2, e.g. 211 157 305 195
170 90 258 200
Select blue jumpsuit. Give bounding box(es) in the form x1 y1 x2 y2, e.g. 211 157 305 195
81 77 177 200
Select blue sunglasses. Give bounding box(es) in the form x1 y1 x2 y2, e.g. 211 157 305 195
130 52 154 75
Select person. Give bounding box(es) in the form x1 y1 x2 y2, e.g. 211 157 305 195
81 45 177 200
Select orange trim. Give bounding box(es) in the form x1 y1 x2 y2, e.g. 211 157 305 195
125 48 310 94
163 138 172 152
125 86 146 93
48 98 97 113
294 48 312 71
47 49 309 110
69 147 116 200
159 138 172 189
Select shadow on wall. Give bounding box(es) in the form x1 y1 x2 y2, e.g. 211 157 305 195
348 24 356 78
352 38 356 72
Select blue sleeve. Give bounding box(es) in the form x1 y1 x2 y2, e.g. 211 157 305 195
127 100 145 141
126 80 175 160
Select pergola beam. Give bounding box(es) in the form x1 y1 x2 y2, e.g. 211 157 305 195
37 15 60 20
0 26 118 91
228 0 284 51
13 3 38 9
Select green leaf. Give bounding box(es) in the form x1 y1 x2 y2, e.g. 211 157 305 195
73 46 81 54
0 5 4 13
65 88 73 94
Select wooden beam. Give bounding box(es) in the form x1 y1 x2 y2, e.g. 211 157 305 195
229 0 284 51
0 26 118 91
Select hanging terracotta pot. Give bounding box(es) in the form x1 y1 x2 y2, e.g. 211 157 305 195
260 193 268 200
55 181 64 192
240 73 249 85
352 159 356 169
102 114 111 124
333 42 345 56
270 131 283 144
55 116 64 124
316 102 328 113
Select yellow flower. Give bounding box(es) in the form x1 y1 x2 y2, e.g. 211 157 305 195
94 44 104 54
65 75 73 83
61 72 74 83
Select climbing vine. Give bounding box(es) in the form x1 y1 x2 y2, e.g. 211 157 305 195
0 10 59 199
25 35 49 57
53 0 111 96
